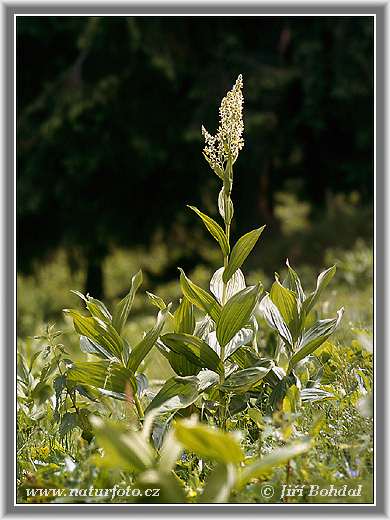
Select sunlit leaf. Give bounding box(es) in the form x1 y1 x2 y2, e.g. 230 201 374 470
112 269 143 334
216 284 262 348
179 268 221 323
223 226 265 283
188 205 230 257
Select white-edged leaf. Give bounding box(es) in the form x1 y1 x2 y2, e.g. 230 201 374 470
210 267 246 305
207 328 253 360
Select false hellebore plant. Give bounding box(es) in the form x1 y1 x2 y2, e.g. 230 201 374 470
64 75 343 429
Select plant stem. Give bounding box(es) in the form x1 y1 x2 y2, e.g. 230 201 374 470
134 393 144 419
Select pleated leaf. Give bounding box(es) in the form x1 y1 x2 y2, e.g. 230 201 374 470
127 305 171 372
288 308 344 371
216 284 262 348
188 205 230 257
112 269 143 335
160 332 224 375
223 226 265 283
179 268 221 323
64 309 125 361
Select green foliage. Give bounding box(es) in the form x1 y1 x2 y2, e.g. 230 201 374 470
17 73 372 505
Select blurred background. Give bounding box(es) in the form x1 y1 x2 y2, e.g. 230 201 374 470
17 16 373 359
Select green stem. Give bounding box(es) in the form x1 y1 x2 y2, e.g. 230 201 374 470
134 393 144 419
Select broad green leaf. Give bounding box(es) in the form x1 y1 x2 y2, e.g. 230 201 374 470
146 291 167 310
221 362 273 394
284 259 305 304
223 226 265 283
237 440 312 489
145 376 200 414
127 305 171 372
67 360 137 396
188 205 230 257
210 267 245 305
145 371 218 415
157 339 200 376
168 353 200 377
112 269 143 334
160 332 224 375
64 309 125 361
179 268 221 323
90 416 155 472
217 284 262 348
174 297 195 334
270 277 300 339
303 265 336 315
199 463 236 503
288 308 344 371
174 420 245 464
259 294 293 347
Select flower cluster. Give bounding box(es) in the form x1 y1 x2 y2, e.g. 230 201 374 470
202 74 244 174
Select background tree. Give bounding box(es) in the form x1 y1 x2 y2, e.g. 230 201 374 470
17 16 373 297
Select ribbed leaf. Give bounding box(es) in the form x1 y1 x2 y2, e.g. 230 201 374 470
223 226 265 283
303 265 336 315
259 294 293 347
179 268 221 323
112 270 143 334
301 387 335 403
210 267 245 305
161 332 224 375
145 376 200 414
288 308 344 371
67 360 137 396
188 206 230 257
216 284 262 348
127 305 171 372
64 309 125 361
174 297 195 334
270 277 300 340
175 421 245 464
146 291 167 310
221 361 273 394
284 259 305 304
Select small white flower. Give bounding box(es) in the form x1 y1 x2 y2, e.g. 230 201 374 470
202 74 244 174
